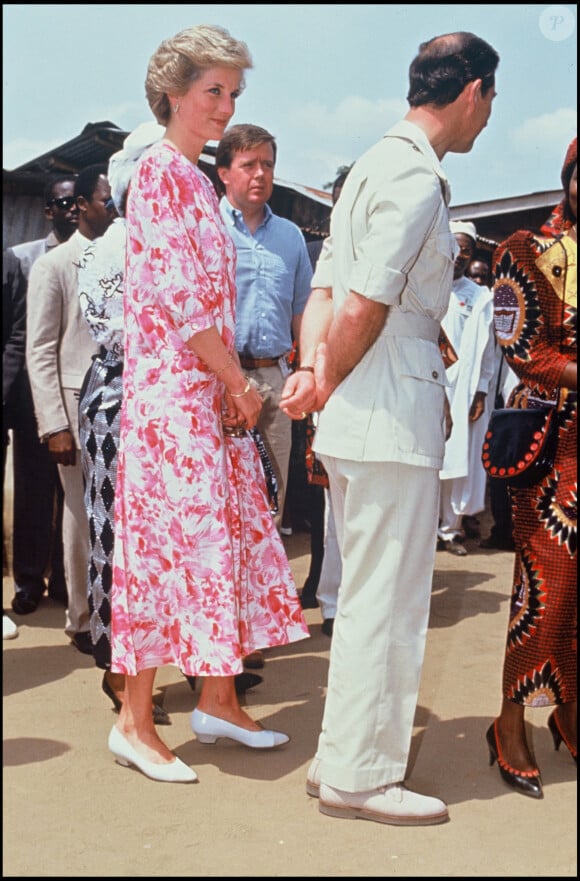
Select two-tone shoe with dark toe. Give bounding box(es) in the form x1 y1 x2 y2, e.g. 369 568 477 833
486 720 543 798
190 709 289 748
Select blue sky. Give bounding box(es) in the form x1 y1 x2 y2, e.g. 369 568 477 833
3 4 577 207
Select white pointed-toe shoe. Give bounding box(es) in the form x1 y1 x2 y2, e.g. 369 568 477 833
191 709 290 748
319 782 449 826
108 726 198 783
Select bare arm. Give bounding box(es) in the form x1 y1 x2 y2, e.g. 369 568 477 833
281 288 388 415
322 290 388 400
469 390 487 422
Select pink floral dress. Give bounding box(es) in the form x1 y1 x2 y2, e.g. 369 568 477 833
110 141 309 676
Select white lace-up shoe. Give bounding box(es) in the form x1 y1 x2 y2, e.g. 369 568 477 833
319 782 449 826
306 756 321 797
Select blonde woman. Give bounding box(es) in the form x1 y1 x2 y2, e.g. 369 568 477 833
108 25 309 783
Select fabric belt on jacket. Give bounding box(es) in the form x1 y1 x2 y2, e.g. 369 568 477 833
239 354 286 369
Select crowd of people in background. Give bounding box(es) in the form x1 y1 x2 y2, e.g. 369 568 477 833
3 23 576 825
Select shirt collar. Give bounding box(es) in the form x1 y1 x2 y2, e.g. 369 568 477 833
385 119 451 204
220 196 273 228
45 230 61 250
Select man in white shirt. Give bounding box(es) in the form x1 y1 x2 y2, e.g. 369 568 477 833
281 31 499 826
437 221 496 555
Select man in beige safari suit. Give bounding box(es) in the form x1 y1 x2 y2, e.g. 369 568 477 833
281 32 499 826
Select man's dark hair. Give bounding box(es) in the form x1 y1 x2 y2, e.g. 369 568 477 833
332 164 353 203
44 174 77 205
407 32 499 107
216 124 277 170
74 164 108 201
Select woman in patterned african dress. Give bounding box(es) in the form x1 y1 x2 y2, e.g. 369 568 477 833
487 137 577 798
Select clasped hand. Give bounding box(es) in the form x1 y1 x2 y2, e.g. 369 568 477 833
47 429 76 466
279 343 331 419
222 383 263 432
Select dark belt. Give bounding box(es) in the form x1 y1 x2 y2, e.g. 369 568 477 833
239 354 284 369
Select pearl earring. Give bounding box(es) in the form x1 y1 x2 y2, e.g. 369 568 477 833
173 102 180 113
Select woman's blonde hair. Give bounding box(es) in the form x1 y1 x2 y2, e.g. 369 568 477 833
145 24 253 125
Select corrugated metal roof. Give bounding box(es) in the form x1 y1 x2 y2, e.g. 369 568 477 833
4 121 332 209
3 121 333 245
450 190 562 220
3 122 127 186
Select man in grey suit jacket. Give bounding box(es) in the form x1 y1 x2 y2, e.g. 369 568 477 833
7 176 78 616
26 165 114 653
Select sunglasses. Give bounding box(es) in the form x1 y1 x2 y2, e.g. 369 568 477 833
47 195 77 211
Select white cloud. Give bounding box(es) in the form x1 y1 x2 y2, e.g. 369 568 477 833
96 102 150 131
510 108 577 155
273 95 407 189
289 96 406 142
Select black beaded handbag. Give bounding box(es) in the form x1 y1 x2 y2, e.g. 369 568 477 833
482 237 568 490
481 400 559 488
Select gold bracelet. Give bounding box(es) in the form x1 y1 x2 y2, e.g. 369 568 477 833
296 365 314 373
215 353 233 377
230 378 251 398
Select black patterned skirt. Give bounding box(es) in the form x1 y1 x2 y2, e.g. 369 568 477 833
78 350 123 669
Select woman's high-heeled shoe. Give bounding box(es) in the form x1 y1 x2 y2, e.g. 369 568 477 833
102 673 172 726
548 711 577 763
108 726 197 783
486 720 543 799
191 708 289 748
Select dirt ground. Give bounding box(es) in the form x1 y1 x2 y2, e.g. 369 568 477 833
2 484 577 878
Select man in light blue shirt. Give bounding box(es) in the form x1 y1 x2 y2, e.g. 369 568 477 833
217 124 313 530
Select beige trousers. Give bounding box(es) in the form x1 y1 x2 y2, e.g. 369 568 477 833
315 456 440 791
57 461 90 637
